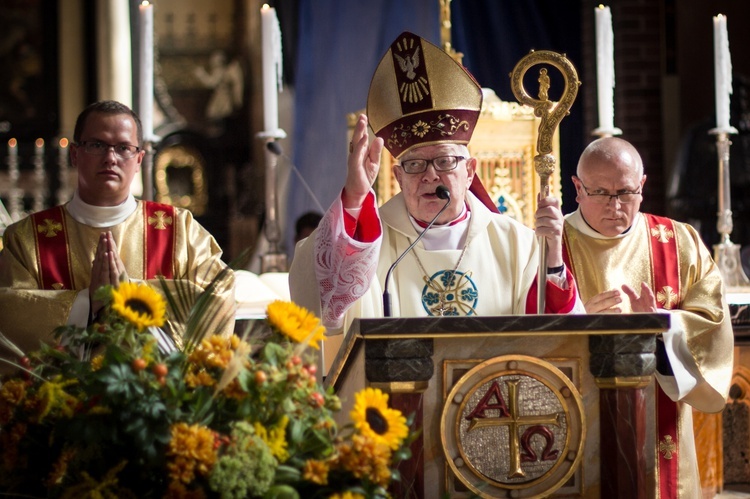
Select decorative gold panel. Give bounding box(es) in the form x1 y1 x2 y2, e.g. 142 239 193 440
347 90 561 229
440 355 584 498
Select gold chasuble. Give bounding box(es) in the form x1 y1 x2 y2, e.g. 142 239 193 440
563 210 733 498
0 200 234 360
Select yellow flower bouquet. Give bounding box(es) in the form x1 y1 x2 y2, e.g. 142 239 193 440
0 281 414 498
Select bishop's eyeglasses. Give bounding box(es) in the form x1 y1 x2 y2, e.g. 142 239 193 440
399 155 466 174
576 177 642 204
78 140 141 159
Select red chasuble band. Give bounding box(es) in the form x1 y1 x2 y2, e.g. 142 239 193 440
143 202 176 280
645 214 681 498
33 206 74 290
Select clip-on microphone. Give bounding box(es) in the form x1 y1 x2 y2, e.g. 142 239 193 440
382 185 452 317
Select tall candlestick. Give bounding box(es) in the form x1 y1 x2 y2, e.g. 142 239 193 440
7 138 17 162
57 138 71 205
33 138 46 212
595 5 617 134
261 4 282 133
139 1 154 141
7 138 21 221
713 14 732 131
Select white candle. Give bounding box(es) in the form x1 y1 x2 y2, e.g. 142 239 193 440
595 5 615 131
58 138 69 166
139 1 154 141
261 4 283 132
713 14 732 131
33 139 45 212
7 138 17 160
35 138 45 159
58 138 70 204
6 139 19 220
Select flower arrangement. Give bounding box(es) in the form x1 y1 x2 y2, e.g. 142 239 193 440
0 281 414 498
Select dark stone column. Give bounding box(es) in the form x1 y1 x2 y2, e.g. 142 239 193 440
590 334 656 499
366 339 433 499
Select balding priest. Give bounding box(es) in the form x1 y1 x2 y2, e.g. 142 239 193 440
0 100 234 368
290 32 583 350
563 136 733 497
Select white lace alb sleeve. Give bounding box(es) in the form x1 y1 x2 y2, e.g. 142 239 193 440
314 194 382 328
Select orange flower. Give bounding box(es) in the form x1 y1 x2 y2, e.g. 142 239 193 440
166 423 218 484
303 458 330 485
335 434 392 487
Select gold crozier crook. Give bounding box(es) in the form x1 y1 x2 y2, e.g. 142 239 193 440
510 50 580 313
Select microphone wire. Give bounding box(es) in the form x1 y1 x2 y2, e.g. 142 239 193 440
383 185 451 317
266 141 325 214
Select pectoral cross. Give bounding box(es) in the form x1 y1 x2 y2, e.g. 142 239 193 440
433 297 454 316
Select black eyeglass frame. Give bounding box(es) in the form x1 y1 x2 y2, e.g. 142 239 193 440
398 155 466 174
77 140 142 159
575 176 643 204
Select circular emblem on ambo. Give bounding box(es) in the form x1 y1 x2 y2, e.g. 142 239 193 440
441 355 585 498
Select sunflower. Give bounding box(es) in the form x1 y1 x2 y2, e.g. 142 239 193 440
265 301 326 350
111 282 166 331
350 388 408 450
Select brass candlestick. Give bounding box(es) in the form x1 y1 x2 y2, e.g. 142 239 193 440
510 50 580 313
711 127 750 289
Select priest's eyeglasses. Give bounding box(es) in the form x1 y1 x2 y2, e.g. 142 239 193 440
78 140 141 159
576 177 642 204
399 155 466 174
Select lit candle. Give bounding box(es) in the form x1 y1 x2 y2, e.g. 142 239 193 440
261 4 282 132
33 139 45 212
7 138 17 161
7 139 19 220
713 14 732 131
34 138 45 161
58 138 70 204
139 1 154 141
58 138 69 166
595 5 615 131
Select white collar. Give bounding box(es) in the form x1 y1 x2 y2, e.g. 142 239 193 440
66 190 138 228
566 209 641 240
408 204 471 251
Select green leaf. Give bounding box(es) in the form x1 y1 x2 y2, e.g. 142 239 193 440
263 484 300 499
273 464 302 483
288 418 305 445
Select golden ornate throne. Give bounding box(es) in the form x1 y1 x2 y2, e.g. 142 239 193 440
347 88 561 229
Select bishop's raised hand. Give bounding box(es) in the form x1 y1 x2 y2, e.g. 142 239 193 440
343 114 383 209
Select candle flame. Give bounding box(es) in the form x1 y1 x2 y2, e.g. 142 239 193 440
8 138 17 147
35 138 44 148
261 3 270 10
141 0 150 6
59 138 69 148
598 4 605 8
